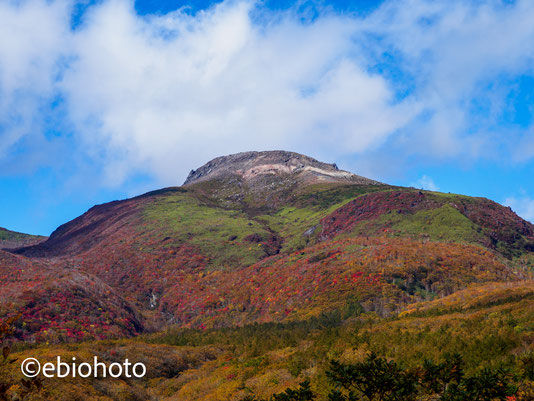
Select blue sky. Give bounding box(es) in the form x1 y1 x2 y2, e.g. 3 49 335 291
1 0 534 236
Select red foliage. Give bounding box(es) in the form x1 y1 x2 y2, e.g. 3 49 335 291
320 191 440 239
2 188 531 343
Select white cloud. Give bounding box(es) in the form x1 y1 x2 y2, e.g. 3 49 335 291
410 175 439 191
356 0 534 160
2 0 534 187
0 0 70 157
505 195 534 222
60 0 415 184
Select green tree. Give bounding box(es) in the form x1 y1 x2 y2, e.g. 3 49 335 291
242 380 315 401
326 352 418 401
422 353 464 395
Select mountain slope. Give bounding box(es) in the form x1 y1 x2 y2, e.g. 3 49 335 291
0 250 143 342
2 280 533 401
3 151 534 344
0 227 45 249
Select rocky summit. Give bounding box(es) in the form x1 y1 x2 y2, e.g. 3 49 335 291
183 150 380 186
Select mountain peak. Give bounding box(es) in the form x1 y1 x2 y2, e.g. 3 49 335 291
183 150 379 186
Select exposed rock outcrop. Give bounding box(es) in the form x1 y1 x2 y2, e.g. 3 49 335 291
184 150 380 187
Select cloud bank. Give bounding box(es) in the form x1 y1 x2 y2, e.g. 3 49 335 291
2 0 534 187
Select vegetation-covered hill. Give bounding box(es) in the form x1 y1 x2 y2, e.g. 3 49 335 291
0 228 45 249
1 151 533 399
1 280 532 400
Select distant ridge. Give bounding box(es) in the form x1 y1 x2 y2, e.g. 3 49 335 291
0 227 46 249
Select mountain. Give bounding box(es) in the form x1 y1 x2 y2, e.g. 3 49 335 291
1 151 533 400
3 150 532 344
0 227 45 249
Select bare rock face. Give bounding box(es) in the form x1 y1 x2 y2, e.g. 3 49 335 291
183 151 379 187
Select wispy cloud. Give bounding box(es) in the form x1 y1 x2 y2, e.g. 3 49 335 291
0 0 70 157
505 194 534 222
2 0 534 187
410 175 439 191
